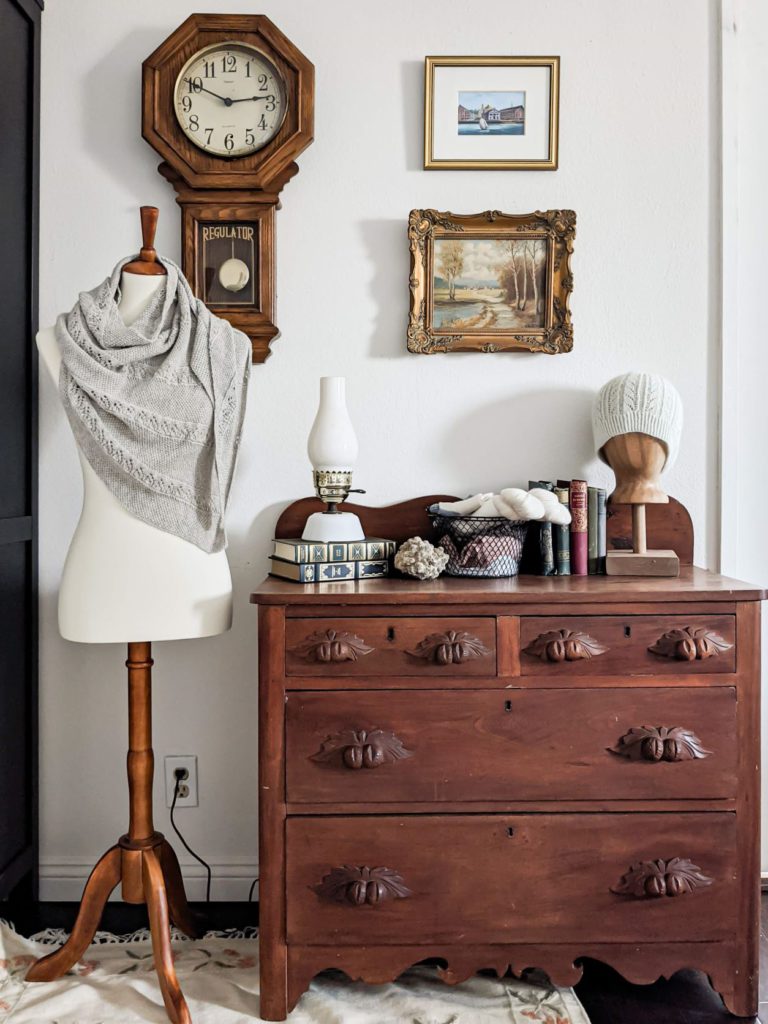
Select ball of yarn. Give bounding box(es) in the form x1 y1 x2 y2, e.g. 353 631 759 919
528 487 571 526
498 488 546 521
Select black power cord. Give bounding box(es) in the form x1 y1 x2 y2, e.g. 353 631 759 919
170 770 213 904
248 876 259 902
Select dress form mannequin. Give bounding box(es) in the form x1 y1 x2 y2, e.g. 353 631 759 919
26 209 234 1024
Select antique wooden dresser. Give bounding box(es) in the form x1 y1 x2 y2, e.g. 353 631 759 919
251 497 764 1020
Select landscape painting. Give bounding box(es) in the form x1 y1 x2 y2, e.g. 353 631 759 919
457 91 525 136
432 237 547 331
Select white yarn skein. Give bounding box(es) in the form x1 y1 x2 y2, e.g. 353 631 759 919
528 487 572 526
499 488 546 521
437 493 493 515
472 497 503 518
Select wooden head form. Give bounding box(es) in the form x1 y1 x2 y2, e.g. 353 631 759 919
122 207 166 276
601 432 669 504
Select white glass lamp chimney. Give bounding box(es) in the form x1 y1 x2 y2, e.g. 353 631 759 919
307 376 358 470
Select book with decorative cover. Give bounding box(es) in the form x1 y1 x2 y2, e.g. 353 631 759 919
597 488 607 573
528 480 556 576
269 557 389 583
588 486 599 574
553 484 571 575
569 480 588 575
272 537 396 564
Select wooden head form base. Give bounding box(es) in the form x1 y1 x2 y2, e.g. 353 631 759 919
122 206 167 276
601 432 680 577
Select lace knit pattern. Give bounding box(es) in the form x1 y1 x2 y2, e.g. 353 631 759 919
592 372 683 469
56 256 250 552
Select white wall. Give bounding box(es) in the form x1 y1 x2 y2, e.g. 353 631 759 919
38 0 721 898
720 0 768 870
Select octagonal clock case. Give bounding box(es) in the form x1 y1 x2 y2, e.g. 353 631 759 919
143 14 315 362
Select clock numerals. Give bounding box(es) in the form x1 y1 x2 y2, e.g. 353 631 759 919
221 53 237 73
181 95 192 113
205 127 214 146
187 76 203 94
203 60 216 78
257 73 268 89
188 115 199 133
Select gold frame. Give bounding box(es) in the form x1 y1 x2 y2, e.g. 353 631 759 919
407 209 575 354
423 55 560 170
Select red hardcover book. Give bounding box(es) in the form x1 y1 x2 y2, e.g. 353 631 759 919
569 479 588 576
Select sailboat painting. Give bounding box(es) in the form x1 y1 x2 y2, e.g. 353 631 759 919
458 91 525 136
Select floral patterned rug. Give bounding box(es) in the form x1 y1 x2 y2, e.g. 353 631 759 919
0 922 590 1023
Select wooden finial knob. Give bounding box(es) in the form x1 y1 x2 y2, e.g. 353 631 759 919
123 206 166 276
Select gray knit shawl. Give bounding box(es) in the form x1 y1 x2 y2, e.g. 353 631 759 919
56 257 250 553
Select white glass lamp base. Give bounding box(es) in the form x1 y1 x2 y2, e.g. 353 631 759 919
301 511 365 543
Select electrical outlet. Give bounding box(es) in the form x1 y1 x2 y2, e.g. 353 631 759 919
164 755 198 808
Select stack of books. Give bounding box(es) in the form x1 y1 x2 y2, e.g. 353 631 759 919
524 480 608 577
269 537 396 583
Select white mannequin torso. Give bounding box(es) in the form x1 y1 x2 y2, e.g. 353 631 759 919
38 272 234 644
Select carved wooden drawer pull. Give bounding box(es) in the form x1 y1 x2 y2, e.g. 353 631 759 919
314 865 413 906
612 857 713 899
407 630 491 665
311 728 413 770
610 726 711 762
523 628 607 663
290 629 374 663
649 626 732 662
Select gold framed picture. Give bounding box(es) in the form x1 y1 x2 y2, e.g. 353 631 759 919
407 209 575 354
424 56 560 170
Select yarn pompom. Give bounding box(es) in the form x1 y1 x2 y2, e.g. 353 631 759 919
394 537 449 580
498 488 546 522
528 487 572 525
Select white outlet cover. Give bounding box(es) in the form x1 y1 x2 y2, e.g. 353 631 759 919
164 755 198 808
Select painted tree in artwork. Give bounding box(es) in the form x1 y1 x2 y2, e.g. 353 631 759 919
437 241 464 300
497 239 546 312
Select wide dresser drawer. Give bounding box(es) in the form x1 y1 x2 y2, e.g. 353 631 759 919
286 686 737 803
521 614 735 676
285 617 497 676
287 812 737 946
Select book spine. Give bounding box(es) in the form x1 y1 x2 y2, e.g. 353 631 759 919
272 539 395 563
529 481 556 576
597 489 607 573
570 480 588 575
554 485 571 575
587 486 599 574
269 558 389 583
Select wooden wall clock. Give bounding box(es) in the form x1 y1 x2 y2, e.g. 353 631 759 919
143 14 314 362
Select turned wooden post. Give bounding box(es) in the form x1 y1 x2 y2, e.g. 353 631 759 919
127 641 155 842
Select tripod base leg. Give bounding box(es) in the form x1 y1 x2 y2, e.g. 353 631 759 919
143 846 192 1024
25 846 121 982
160 840 206 940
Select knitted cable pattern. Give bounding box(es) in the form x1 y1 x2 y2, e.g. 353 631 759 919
56 256 250 552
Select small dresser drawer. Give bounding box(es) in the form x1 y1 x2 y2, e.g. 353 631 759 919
285 617 497 677
520 614 735 676
287 812 737 946
286 686 737 803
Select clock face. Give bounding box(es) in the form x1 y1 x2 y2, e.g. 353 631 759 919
174 42 287 157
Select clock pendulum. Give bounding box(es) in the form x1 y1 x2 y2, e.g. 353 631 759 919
143 14 315 362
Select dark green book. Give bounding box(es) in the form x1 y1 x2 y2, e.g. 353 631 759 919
554 484 571 575
587 486 599 574
529 480 556 576
597 488 607 573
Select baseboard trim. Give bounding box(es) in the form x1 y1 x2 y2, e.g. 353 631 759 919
39 859 259 903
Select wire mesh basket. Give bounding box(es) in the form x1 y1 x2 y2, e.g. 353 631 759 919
429 512 530 578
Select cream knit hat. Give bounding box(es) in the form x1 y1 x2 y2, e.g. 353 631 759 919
593 372 683 470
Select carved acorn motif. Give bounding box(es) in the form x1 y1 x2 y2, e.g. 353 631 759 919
314 865 413 906
407 630 491 665
290 629 374 663
610 726 712 763
612 857 713 899
523 629 608 663
649 626 732 662
310 729 413 771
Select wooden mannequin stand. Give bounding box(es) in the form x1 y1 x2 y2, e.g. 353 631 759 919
26 643 202 1023
26 213 203 1024
603 433 680 577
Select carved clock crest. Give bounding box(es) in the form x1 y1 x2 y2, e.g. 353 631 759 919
142 14 314 362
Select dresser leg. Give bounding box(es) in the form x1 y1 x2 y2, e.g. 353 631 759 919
259 947 288 1022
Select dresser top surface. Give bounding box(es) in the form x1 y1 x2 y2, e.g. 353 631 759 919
251 565 765 606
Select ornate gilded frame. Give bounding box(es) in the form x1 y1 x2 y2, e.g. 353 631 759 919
407 209 575 355
424 56 560 171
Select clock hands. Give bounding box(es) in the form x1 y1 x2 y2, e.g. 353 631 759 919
184 78 276 107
